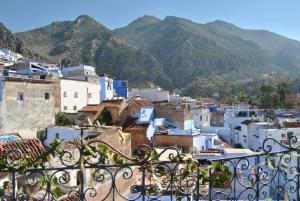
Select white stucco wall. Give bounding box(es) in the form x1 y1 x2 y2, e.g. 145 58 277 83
191 107 211 128
60 78 100 113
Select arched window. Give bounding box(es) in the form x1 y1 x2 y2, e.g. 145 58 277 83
63 91 67 97
74 92 78 98
73 106 77 111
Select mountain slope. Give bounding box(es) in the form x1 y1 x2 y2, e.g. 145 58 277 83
206 20 300 73
15 15 300 97
16 15 173 88
0 23 41 59
116 16 279 87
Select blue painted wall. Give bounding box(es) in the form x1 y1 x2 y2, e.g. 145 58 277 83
113 80 128 98
99 76 114 102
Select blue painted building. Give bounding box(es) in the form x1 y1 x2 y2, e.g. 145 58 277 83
99 75 114 102
113 80 128 98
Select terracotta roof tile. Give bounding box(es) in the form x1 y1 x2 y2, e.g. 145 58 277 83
0 138 45 161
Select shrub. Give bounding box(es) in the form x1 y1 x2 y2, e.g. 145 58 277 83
55 112 72 126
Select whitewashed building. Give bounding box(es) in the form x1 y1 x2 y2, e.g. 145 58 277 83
56 77 100 113
128 87 170 102
191 105 211 128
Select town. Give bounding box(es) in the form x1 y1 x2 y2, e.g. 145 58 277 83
0 47 299 200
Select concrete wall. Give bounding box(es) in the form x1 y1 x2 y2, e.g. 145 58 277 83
0 78 55 137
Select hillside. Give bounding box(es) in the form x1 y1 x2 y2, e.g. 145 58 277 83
0 23 41 59
14 15 300 97
15 15 173 88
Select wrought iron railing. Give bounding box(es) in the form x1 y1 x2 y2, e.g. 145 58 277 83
0 135 300 201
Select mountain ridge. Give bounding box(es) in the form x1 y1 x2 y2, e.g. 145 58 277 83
11 15 300 97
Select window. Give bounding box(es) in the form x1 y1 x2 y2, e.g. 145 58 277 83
17 92 24 101
63 106 67 110
55 133 59 139
45 92 50 100
200 115 202 121
63 91 67 97
73 106 77 111
88 93 92 98
74 92 78 98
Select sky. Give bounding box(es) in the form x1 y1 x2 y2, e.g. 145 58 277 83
1 0 300 40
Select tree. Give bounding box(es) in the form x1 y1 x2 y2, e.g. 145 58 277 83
276 81 290 107
55 112 72 126
95 109 112 126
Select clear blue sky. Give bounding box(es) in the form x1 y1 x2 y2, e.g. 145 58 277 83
1 0 300 40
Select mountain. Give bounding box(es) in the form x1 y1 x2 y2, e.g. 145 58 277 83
206 20 300 73
15 15 300 97
116 16 300 96
15 15 173 88
0 23 41 59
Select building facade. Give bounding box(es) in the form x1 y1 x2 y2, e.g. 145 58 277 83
55 77 100 113
113 79 128 98
128 87 170 102
0 77 55 137
99 75 114 102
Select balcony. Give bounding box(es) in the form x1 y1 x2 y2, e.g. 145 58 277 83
0 137 299 200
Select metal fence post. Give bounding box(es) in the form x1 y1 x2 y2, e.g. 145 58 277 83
12 171 17 201
297 149 300 201
195 165 200 200
142 167 146 201
256 155 260 201
209 168 212 201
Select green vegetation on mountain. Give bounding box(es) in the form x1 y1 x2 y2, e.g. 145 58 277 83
0 23 41 59
13 15 300 98
16 15 173 89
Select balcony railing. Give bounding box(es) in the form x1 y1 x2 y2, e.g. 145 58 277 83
0 135 300 201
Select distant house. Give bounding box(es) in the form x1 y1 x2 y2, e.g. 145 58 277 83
154 101 192 129
99 75 114 102
54 65 100 114
78 99 128 126
128 87 170 102
0 48 22 62
153 129 225 153
126 97 154 119
61 64 97 78
113 79 128 98
11 60 61 76
55 77 100 114
0 77 55 137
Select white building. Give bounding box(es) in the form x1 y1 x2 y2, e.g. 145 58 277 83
99 75 114 102
223 105 264 145
170 94 196 103
128 87 170 102
57 77 100 113
61 64 97 78
191 105 211 128
0 48 22 63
